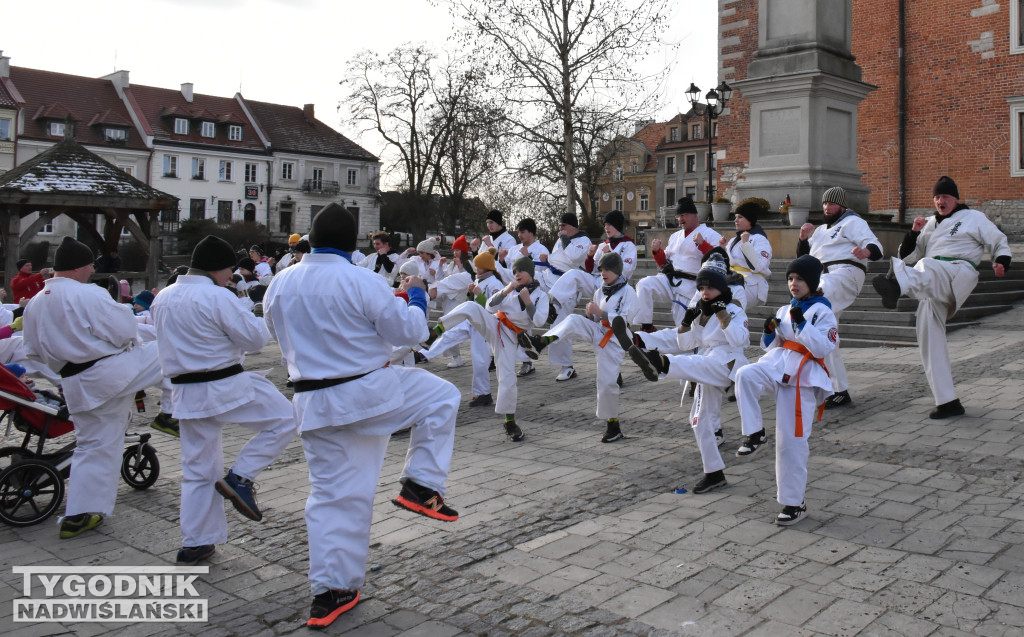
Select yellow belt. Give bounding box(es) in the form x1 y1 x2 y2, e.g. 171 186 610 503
730 265 763 278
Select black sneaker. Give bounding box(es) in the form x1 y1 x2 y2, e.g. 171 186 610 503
929 399 965 419
59 513 104 539
736 429 767 457
601 421 623 443
504 420 525 442
872 275 902 309
693 470 727 494
825 390 852 409
547 304 559 325
307 589 361 629
488 357 496 371
616 373 623 387
628 346 665 382
468 393 493 407
611 316 634 351
392 480 459 521
176 544 215 565
776 503 807 526
414 351 429 365
714 429 724 447
150 412 180 437
215 471 262 521
516 332 543 359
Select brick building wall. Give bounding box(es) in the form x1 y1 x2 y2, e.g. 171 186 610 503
716 0 758 206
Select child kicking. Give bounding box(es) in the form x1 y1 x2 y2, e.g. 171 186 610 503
613 254 749 493
427 256 548 441
734 255 838 526
519 252 638 443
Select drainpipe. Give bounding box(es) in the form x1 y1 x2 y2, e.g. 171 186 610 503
266 160 273 233
897 0 907 222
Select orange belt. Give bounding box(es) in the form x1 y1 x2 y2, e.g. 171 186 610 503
781 340 829 436
599 320 614 348
495 311 525 349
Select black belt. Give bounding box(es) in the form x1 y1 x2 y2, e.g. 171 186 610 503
822 259 867 273
292 369 376 393
171 364 245 384
59 354 116 378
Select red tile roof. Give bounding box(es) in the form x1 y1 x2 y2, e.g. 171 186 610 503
632 121 666 172
8 67 148 150
0 78 18 108
241 98 377 161
126 84 265 152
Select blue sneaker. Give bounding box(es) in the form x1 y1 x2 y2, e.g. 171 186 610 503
215 471 262 521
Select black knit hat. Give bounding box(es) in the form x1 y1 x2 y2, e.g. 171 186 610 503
53 236 94 271
294 239 311 254
309 203 357 252
560 212 579 228
604 210 625 232
249 244 265 257
191 235 236 272
516 218 537 234
236 257 256 272
733 201 761 225
486 209 504 227
597 251 623 277
786 255 823 294
676 197 697 215
932 176 959 199
695 252 730 294
16 259 30 270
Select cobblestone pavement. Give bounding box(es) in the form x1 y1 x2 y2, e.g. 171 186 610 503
1 300 1023 636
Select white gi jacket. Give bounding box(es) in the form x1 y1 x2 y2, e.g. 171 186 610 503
592 237 639 281
264 253 429 431
807 211 880 269
150 275 271 419
758 300 838 393
358 251 406 285
661 224 724 275
538 232 592 290
725 232 772 280
676 301 750 382
481 230 517 255
486 284 549 331
498 241 550 281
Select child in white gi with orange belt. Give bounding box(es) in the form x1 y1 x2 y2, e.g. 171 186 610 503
734 255 837 526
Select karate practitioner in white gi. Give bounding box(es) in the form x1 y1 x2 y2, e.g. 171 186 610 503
23 236 168 539
797 186 883 408
635 196 722 331
417 235 474 369
264 204 460 629
522 251 638 443
470 209 518 261
873 176 1012 419
734 256 838 526
150 235 297 565
498 218 550 377
358 230 407 285
536 212 592 381
720 201 772 307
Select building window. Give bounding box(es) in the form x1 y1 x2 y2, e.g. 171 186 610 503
666 187 676 207
228 125 242 141
281 162 295 180
347 168 358 186
174 118 188 135
631 160 638 174
614 194 623 211
219 160 233 181
50 122 65 137
685 186 696 198
614 166 623 181
191 157 206 180
105 128 127 142
217 200 233 225
639 194 649 211
189 198 206 220
163 154 178 177
244 203 257 223
1013 0 1024 54
685 154 696 173
120 166 134 176
712 122 719 138
691 124 702 140
670 127 679 141
311 167 324 190
279 202 294 233
0 118 11 140
666 156 676 175
40 219 54 234
1011 99 1024 176
201 121 215 138
708 151 716 170
244 163 258 182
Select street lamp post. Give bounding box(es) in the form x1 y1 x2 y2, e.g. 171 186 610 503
686 82 732 203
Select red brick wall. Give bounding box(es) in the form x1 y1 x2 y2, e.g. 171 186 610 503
717 0 758 203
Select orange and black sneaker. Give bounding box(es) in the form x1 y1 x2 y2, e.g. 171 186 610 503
392 480 459 522
307 589 360 629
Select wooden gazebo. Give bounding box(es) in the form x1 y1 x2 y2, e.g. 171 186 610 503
0 133 178 292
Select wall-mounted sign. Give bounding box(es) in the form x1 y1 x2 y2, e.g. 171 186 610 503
245 186 259 199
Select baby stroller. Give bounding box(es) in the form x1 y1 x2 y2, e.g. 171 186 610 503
0 365 160 527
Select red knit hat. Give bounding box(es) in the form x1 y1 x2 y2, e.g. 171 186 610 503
452 235 469 253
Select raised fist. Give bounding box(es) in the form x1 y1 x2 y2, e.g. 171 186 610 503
789 306 805 324
682 306 701 327
651 239 663 252
799 223 815 240
763 316 780 334
912 216 928 232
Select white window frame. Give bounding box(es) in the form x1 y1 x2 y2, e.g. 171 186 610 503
244 162 258 182
219 160 233 181
311 167 324 189
200 121 215 138
281 162 295 180
347 168 358 186
228 124 242 141
40 218 54 234
614 165 623 181
50 121 65 137
192 157 206 180
163 154 178 178
614 194 623 211
1013 0 1024 55
174 118 189 135
0 117 11 141
670 127 679 141
1010 98 1024 176
692 124 702 140
120 165 134 176
639 193 649 211
105 128 127 141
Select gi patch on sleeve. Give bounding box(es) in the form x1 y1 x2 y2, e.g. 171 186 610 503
761 251 769 259
828 327 838 343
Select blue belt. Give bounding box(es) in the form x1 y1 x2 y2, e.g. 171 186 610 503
537 262 565 276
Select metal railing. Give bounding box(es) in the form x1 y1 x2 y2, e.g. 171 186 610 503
301 179 341 195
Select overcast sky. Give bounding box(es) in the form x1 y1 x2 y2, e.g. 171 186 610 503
5 0 719 163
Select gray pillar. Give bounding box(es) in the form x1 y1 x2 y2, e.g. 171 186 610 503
733 0 876 213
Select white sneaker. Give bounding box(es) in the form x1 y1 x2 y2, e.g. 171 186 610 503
555 366 577 382
517 362 535 377
447 356 465 369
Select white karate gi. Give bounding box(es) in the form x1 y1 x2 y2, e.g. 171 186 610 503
22 277 167 517
543 279 637 419
497 240 550 282
804 211 881 392
151 275 296 547
537 232 592 368
724 232 773 307
359 250 406 285
736 301 837 507
636 224 723 325
440 283 549 415
891 207 1011 405
548 237 638 321
426 272 503 397
264 252 459 595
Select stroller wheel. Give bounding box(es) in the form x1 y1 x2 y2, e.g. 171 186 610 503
0 459 65 526
121 444 160 490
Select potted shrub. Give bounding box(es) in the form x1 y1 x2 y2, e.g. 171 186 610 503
693 200 712 222
711 197 732 222
786 201 809 226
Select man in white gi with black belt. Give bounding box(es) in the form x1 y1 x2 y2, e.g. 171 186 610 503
150 235 296 565
873 176 1012 419
23 236 167 539
264 203 461 629
796 186 883 408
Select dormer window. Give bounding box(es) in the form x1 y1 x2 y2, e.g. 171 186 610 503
105 128 128 142
174 118 189 135
201 122 215 138
670 127 679 141
228 125 242 141
49 122 65 137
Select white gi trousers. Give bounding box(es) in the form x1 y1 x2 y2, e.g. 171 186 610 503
741 275 769 308
301 367 459 594
635 274 696 326
544 315 624 419
423 322 491 397
538 269 583 368
64 343 166 517
819 265 864 393
178 375 295 546
440 302 518 414
736 361 825 507
893 258 977 405
662 354 732 474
